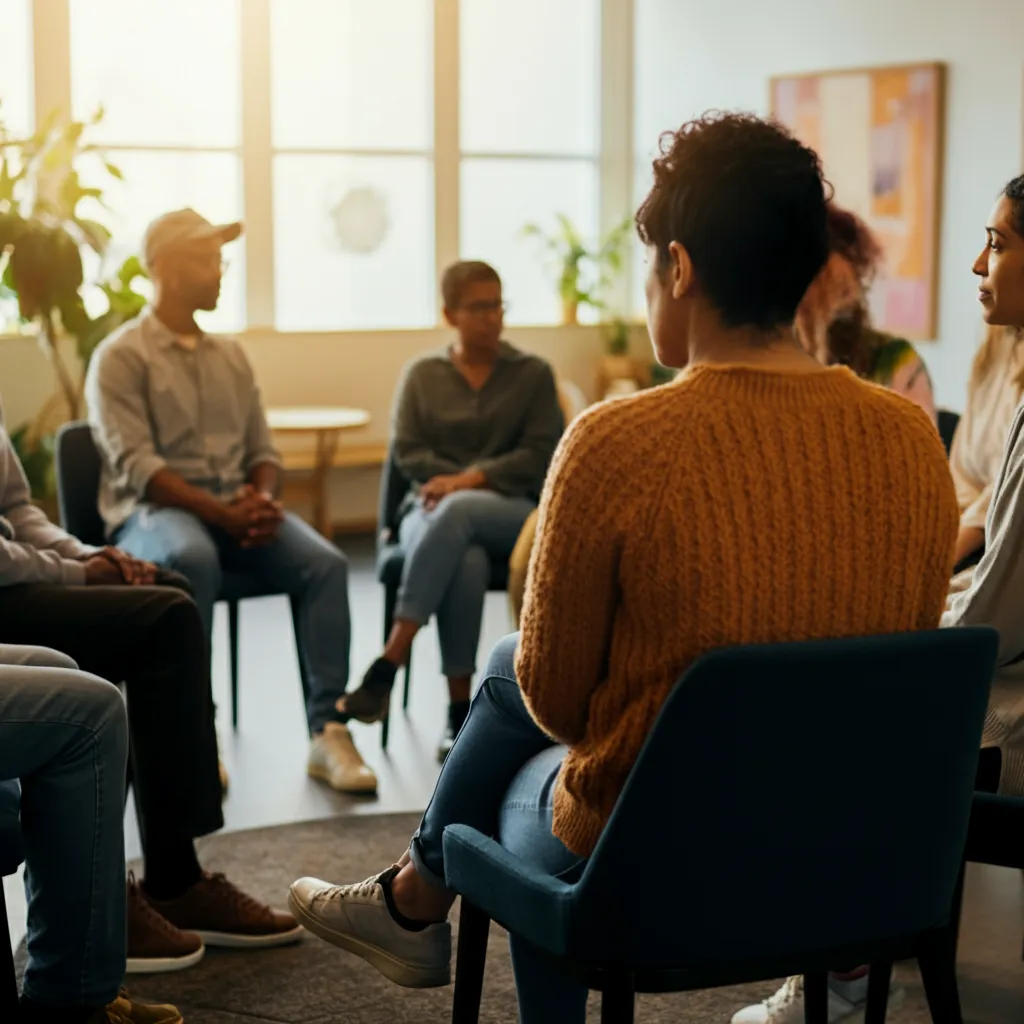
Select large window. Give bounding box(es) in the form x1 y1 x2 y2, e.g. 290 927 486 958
270 0 434 331
3 0 636 335
69 0 244 332
459 0 601 324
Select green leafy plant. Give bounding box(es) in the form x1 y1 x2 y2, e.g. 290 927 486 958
603 316 630 357
0 108 149 497
521 214 632 325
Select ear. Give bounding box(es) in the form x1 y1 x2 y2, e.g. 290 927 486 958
667 241 695 300
442 305 457 328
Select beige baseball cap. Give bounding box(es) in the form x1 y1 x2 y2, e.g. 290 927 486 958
142 208 243 273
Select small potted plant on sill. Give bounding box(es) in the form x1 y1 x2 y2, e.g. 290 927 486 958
520 213 631 326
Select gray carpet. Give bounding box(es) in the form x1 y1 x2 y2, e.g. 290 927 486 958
15 812 1009 1022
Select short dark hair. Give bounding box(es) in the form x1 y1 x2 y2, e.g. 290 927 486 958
441 260 501 310
635 112 830 330
1003 174 1024 237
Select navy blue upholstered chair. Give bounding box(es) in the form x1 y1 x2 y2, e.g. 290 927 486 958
54 422 310 731
376 444 508 749
0 780 23 1017
443 629 998 1024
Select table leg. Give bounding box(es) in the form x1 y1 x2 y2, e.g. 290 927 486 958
311 429 340 538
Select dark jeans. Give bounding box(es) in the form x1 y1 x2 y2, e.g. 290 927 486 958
0 584 224 855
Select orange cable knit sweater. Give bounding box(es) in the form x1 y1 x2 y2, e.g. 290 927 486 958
515 363 959 857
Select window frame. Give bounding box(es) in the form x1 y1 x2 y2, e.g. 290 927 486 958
29 0 636 334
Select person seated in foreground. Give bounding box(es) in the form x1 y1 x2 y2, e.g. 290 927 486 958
339 260 563 760
287 113 958 1024
949 323 1023 571
0 411 299 975
795 203 938 423
85 209 374 796
2 644 182 1024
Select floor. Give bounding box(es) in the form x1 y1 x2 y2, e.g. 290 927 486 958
5 535 1024 1022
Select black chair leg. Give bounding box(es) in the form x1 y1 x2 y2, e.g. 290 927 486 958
451 901 490 1024
403 656 412 710
1 882 18 1018
865 963 892 1024
601 969 635 1024
803 972 829 1024
381 584 398 751
918 930 964 1024
228 599 241 730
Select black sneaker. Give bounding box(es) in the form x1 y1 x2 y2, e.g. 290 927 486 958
336 658 399 724
437 700 471 763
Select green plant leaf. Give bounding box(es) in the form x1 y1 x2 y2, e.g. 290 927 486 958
74 217 112 255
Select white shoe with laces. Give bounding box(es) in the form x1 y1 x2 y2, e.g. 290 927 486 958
288 869 451 988
308 721 378 794
731 973 904 1024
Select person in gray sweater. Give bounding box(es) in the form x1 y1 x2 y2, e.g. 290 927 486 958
340 261 563 760
943 171 1024 797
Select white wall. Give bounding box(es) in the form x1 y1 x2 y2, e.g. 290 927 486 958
635 0 1024 410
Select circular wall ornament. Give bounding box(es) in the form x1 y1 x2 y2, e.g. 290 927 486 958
328 185 389 254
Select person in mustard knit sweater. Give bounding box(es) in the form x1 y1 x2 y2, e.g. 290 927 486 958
289 113 958 1024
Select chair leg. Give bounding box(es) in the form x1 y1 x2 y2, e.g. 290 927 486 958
403 652 412 710
601 968 635 1024
864 963 892 1024
451 900 490 1024
803 972 829 1024
918 930 964 1024
228 599 241 730
1 882 18 1018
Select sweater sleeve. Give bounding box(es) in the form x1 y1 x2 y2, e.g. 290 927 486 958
943 406 1024 666
514 407 623 744
391 363 462 483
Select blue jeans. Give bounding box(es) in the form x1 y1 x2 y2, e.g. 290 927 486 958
409 633 589 1024
116 507 350 732
0 645 128 1009
398 493 534 678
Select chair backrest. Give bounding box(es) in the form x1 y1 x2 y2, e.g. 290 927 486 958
377 443 411 543
937 408 960 457
569 628 997 966
54 421 106 546
0 781 23 875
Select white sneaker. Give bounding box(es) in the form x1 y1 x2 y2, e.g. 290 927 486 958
308 722 378 794
288 870 451 988
731 974 904 1024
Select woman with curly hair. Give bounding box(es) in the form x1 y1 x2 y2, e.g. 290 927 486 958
289 113 956 1024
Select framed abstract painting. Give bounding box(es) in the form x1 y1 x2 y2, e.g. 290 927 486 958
771 62 946 340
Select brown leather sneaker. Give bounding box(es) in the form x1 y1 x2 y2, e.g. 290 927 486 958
126 874 205 975
87 989 183 1023
143 872 303 949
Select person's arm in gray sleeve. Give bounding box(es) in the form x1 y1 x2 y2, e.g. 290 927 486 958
944 406 1024 668
243 370 283 497
0 429 88 585
391 362 462 482
468 363 564 497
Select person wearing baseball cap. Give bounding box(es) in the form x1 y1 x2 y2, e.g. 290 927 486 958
84 208 369 957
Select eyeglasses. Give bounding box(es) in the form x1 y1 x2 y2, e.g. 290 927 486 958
460 300 507 317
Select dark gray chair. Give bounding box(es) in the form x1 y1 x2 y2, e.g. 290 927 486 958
376 444 509 750
0 780 23 1017
54 422 311 731
938 409 960 457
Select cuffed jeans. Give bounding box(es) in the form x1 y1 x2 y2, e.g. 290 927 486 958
398 493 534 678
0 645 128 1009
116 506 351 732
409 633 589 1024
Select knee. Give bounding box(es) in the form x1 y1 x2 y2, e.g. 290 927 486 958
312 543 349 584
0 645 78 671
455 545 490 588
163 536 222 594
482 632 520 685
68 671 129 755
429 491 480 536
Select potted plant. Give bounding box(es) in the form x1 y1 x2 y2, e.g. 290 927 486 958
600 315 635 387
521 214 632 326
0 108 148 502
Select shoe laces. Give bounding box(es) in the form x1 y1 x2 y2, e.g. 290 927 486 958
126 872 188 940
311 869 391 907
202 872 272 919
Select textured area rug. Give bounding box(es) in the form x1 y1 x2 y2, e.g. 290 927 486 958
16 812 1021 1022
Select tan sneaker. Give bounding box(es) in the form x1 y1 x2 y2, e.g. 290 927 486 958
126 874 205 974
87 989 183 1023
142 871 303 949
308 722 378 794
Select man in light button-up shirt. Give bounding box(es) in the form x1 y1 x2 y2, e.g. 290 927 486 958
86 209 375 797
